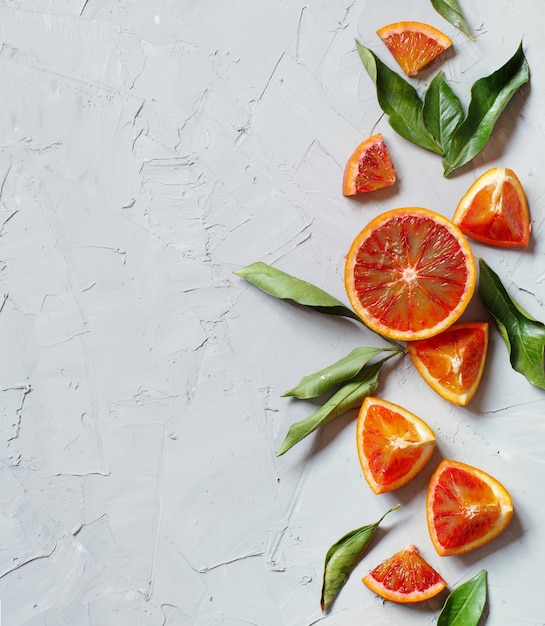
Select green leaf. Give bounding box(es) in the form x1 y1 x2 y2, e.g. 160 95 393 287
437 569 487 626
431 0 475 40
478 259 545 390
355 42 442 155
277 362 383 456
443 43 529 175
321 504 400 612
423 71 464 152
234 262 361 322
283 347 392 399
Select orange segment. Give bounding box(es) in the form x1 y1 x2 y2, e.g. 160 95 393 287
344 207 476 341
427 460 513 556
363 544 446 603
407 322 488 405
377 21 452 76
356 397 435 494
452 168 531 247
342 133 396 196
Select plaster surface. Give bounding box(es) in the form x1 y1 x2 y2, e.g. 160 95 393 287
1 1 544 624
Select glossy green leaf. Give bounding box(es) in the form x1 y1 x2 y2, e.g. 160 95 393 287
423 71 464 152
277 362 382 456
431 0 474 40
444 43 529 175
282 347 395 399
479 259 545 390
437 569 487 626
356 42 442 155
321 504 400 612
234 262 361 322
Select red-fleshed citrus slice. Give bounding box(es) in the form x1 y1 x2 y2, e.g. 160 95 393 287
356 397 435 494
342 133 396 196
452 167 531 247
427 459 513 556
363 543 447 603
377 21 452 76
344 207 476 341
407 322 489 405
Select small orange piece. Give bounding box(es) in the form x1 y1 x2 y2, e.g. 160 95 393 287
363 544 447 603
344 207 476 341
342 133 396 196
427 460 513 556
407 322 488 405
356 397 435 494
377 21 452 76
452 167 531 247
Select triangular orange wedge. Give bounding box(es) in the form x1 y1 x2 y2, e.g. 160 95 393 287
452 168 531 247
407 322 488 405
345 207 476 341
427 460 513 556
342 133 396 196
363 544 446 603
356 397 436 494
377 21 452 76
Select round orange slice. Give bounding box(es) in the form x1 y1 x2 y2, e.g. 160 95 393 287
452 167 531 247
363 544 447 603
356 397 435 494
376 21 452 76
342 133 396 196
407 322 488 406
427 459 513 556
344 207 476 341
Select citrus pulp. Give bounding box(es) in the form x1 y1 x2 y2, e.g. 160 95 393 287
356 397 436 494
344 207 476 341
427 459 513 556
363 543 446 603
376 21 452 76
407 322 488 405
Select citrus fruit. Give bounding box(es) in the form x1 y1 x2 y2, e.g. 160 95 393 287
342 133 396 196
356 397 435 494
407 322 488 406
452 167 531 247
427 459 513 556
376 21 452 76
363 544 447 603
344 207 476 341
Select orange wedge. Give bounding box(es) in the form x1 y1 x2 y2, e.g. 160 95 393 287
452 168 531 247
342 133 396 196
427 460 513 556
407 322 488 405
377 21 452 76
344 207 476 341
356 397 436 494
363 544 447 603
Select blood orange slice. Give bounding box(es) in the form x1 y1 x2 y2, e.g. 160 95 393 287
407 322 488 405
356 397 435 494
344 207 476 341
376 21 452 76
427 460 513 556
363 544 446 603
452 167 531 247
342 133 396 196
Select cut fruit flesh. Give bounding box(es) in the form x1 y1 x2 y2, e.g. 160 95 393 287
356 397 435 494
427 459 513 556
344 207 476 341
453 167 531 247
363 543 447 603
342 133 396 196
407 322 488 405
377 21 452 76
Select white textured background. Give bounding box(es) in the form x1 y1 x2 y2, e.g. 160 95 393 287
1 1 544 624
